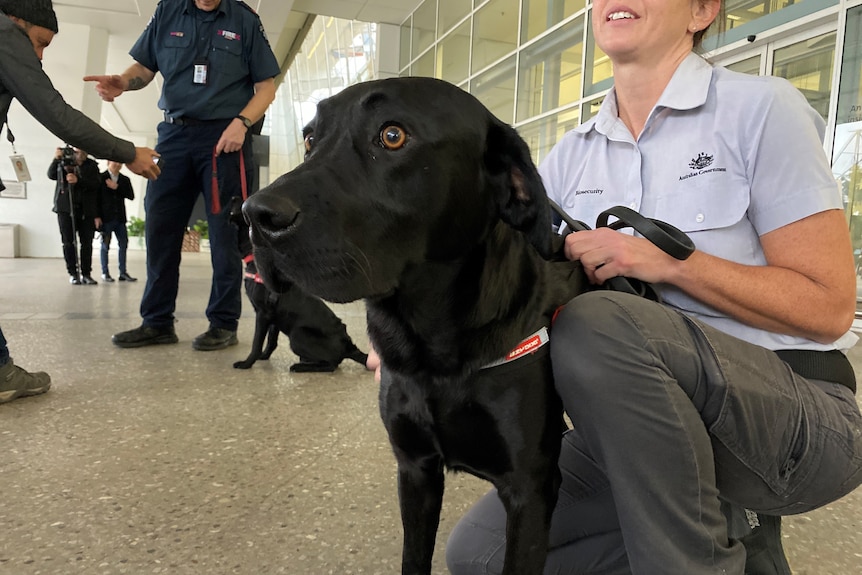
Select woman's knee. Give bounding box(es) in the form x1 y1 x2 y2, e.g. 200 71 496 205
551 292 646 381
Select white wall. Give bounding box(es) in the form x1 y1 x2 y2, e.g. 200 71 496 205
0 23 148 258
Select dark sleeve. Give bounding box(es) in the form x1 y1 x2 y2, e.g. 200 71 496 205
80 161 102 193
128 3 163 73
0 17 136 163
246 13 280 83
79 161 103 219
47 158 61 181
119 174 135 201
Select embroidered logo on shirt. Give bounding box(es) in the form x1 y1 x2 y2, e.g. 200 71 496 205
689 152 714 170
169 31 184 37
679 152 727 181
218 30 241 41
574 188 603 196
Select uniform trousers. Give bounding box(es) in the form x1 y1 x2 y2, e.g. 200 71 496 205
140 120 251 331
446 291 862 574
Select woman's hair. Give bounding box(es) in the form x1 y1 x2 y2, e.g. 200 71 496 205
693 1 725 51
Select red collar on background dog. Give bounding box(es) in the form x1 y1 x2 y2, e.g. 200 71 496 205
482 326 550 369
244 270 265 284
242 253 264 283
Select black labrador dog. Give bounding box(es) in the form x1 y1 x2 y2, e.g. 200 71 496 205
243 77 586 574
229 197 369 372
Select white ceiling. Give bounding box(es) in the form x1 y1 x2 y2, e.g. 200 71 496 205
51 0 422 137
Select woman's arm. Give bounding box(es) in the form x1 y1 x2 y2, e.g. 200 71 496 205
564 209 856 343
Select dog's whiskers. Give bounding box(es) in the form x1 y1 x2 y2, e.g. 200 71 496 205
344 247 375 290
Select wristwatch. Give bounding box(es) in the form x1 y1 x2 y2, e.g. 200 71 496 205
236 115 253 129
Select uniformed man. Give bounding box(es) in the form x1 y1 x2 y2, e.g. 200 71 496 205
86 0 280 351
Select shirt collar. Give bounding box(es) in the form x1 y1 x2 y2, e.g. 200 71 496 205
577 52 714 137
184 0 228 17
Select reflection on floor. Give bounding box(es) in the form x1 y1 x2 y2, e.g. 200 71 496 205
0 252 859 574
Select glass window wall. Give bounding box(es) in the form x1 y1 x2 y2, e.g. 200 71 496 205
516 15 585 122
472 56 517 124
772 31 836 121
400 17 412 70
832 5 862 290
471 0 519 74
584 16 612 96
267 18 378 183
520 0 585 43
413 0 437 61
518 106 579 165
440 21 471 85
725 0 811 30
438 0 472 37
726 55 761 75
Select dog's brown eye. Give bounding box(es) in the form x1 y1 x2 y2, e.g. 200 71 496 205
304 134 315 152
380 125 406 150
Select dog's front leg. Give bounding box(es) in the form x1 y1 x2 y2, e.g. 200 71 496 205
496 465 561 575
233 312 272 369
380 374 445 574
259 324 280 359
397 460 444 575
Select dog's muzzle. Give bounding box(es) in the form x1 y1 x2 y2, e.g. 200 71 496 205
242 192 302 249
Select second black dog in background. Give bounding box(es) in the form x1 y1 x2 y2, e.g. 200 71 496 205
229 197 368 372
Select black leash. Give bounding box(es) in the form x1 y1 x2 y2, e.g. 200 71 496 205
547 200 695 302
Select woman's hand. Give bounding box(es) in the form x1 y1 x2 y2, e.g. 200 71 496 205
564 228 683 285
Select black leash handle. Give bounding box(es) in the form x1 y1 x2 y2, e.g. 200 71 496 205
548 200 695 301
595 205 694 261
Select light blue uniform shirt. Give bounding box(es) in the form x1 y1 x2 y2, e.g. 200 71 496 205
540 52 857 352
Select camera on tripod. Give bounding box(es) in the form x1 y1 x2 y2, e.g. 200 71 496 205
60 145 78 171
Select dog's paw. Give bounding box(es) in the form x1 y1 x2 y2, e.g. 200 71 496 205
233 360 254 369
290 361 338 373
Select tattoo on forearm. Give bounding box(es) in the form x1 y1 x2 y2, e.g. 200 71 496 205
127 77 146 91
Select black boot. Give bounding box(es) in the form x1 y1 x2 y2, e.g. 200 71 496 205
741 513 792 575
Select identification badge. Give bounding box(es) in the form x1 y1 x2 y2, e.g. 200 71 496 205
193 58 208 85
10 154 31 182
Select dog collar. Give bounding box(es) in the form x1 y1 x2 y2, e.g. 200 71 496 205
243 270 265 284
481 326 550 370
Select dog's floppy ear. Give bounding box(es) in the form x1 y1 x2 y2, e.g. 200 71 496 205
484 119 553 259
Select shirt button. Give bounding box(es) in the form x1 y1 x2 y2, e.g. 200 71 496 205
629 202 637 209
695 213 705 223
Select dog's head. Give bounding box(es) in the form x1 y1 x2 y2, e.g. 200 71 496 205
244 77 552 303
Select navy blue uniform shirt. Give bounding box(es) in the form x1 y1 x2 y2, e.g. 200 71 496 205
130 0 279 120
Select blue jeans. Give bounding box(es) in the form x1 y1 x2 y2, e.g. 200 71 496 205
100 219 129 276
446 291 862 574
140 121 251 331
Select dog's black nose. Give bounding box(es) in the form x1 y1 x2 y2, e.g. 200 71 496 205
242 192 301 246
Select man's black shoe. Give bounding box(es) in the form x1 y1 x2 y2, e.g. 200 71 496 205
118 272 137 282
112 325 178 348
192 327 238 351
69 275 81 285
81 275 98 285
102 273 115 282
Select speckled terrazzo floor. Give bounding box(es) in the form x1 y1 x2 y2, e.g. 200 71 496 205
0 252 859 575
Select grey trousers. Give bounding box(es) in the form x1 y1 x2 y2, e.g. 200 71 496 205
445 291 862 575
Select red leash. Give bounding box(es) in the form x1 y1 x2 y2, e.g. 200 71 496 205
210 145 248 214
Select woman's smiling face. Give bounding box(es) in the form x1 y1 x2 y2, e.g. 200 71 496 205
591 0 720 64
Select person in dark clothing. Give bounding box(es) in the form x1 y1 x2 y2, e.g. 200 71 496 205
98 160 137 282
89 0 280 352
47 147 102 285
0 0 160 404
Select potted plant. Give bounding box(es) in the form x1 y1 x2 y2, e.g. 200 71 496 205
193 219 209 251
127 216 145 250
